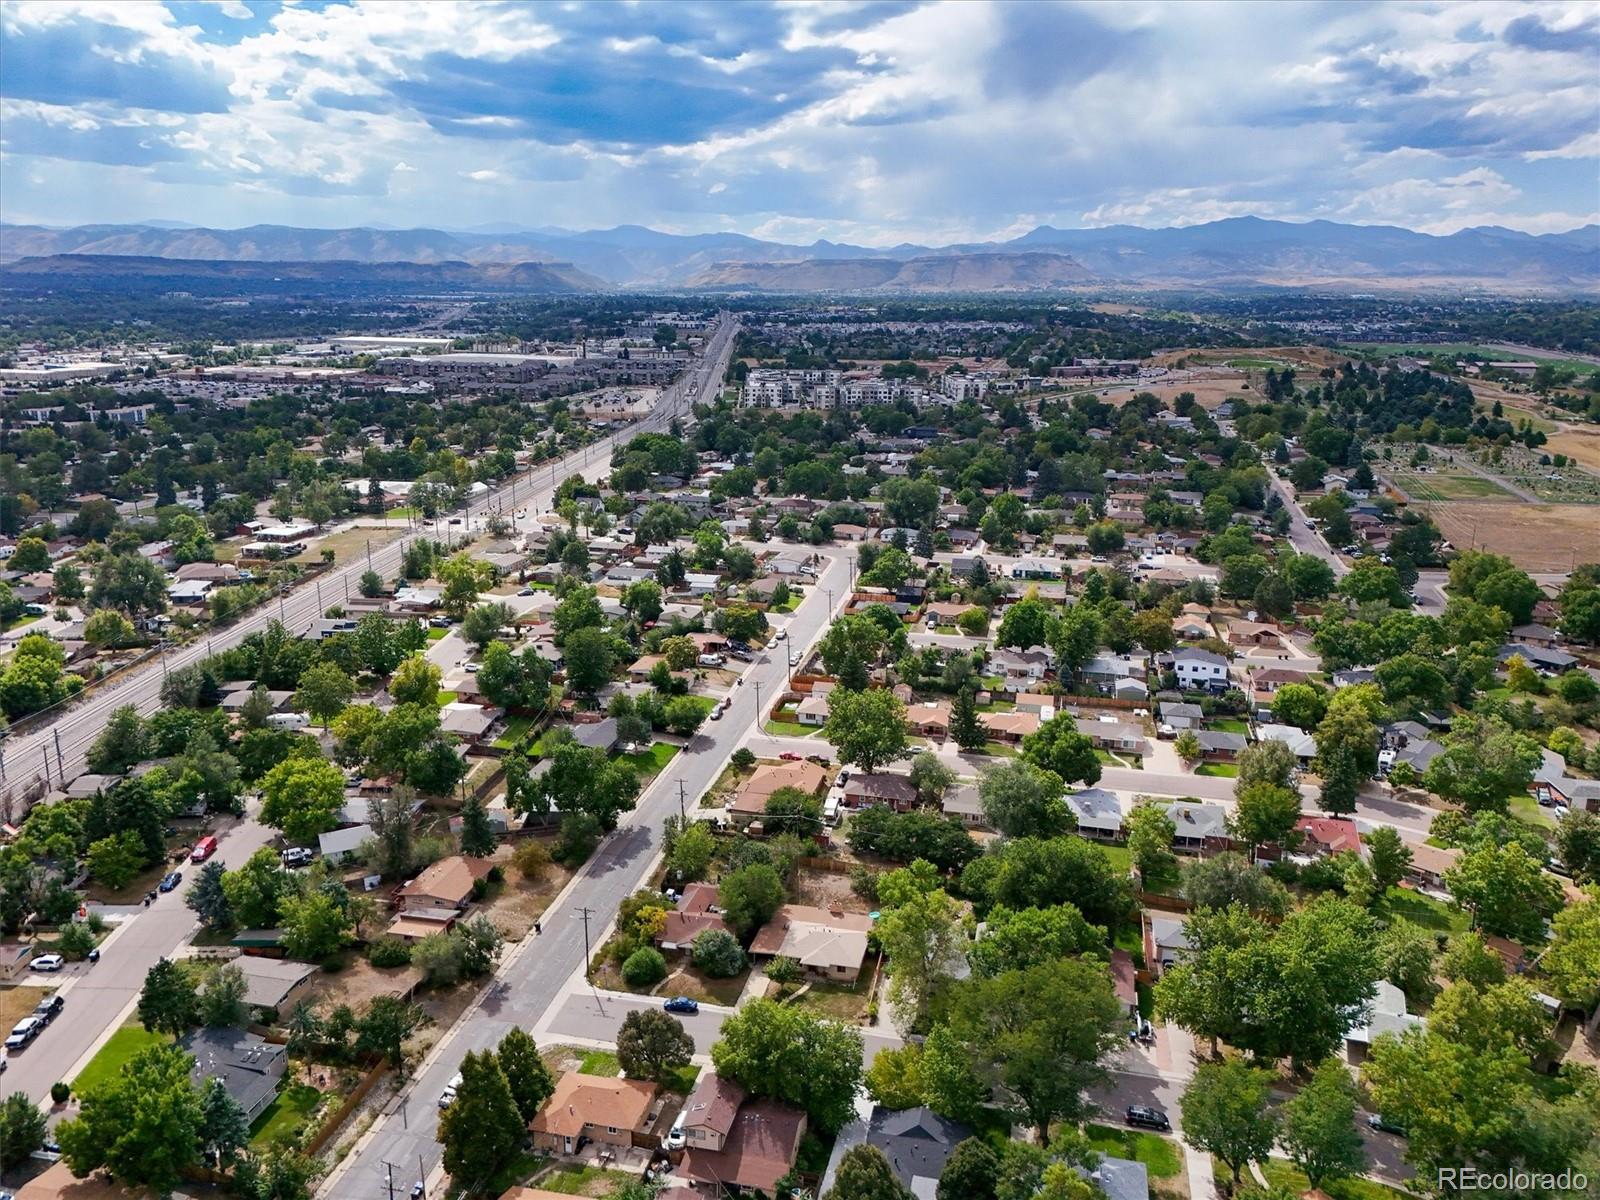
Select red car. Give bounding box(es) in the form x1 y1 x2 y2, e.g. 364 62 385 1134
779 752 803 762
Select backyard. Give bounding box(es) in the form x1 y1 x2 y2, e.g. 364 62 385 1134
250 1082 324 1149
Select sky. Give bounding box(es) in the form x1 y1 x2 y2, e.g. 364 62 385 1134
1 0 1596 245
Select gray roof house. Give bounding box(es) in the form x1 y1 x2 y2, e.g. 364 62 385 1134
1159 701 1204 729
1078 1157 1151 1200
1498 642 1578 674
819 1106 973 1199
181 1030 287 1123
1166 800 1230 852
572 717 620 752
1254 723 1316 760
1067 788 1124 840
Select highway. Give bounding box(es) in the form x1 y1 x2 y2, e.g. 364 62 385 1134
0 317 737 1110
319 545 858 1199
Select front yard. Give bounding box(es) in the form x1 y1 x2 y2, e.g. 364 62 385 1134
787 972 875 1022
617 742 681 780
1194 762 1240 777
72 1023 169 1095
1085 1124 1183 1179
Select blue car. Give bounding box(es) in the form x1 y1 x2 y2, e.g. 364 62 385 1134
663 997 699 1015
158 870 183 893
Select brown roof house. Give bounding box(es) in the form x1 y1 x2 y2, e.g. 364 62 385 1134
531 1073 660 1157
729 760 827 823
749 904 874 982
388 855 494 941
842 772 917 811
680 1077 807 1197
656 883 731 952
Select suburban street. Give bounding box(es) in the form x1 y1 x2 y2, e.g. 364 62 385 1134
0 319 736 1114
319 544 858 1198
1267 471 1351 578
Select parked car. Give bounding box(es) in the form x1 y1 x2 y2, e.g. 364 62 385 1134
430 617 452 629
191 835 218 864
464 662 481 673
663 997 699 1015
158 871 183 893
282 847 315 868
517 587 534 596
1125 1105 1170 1131
5 1019 41 1051
33 995 64 1023
29 954 64 973
439 1071 463 1109
773 629 787 641
663 1112 687 1150
1366 1113 1407 1137
779 752 803 762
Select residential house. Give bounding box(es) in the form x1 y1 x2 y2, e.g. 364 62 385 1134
795 692 832 726
990 647 1053 682
1250 666 1313 697
1379 721 1445 776
748 905 874 981
1226 620 1284 649
657 883 731 952
1009 558 1061 580
1171 648 1230 692
1510 623 1563 649
318 824 373 864
1166 800 1232 855
439 702 504 744
0 942 33 981
1346 981 1424 1060
1171 614 1214 641
1067 788 1124 841
680 1095 807 1197
1079 1158 1152 1200
729 760 828 823
905 700 953 739
1498 642 1577 675
982 710 1041 743
679 1073 745 1153
388 855 493 940
234 957 317 1015
923 601 979 626
941 783 986 827
1159 701 1203 731
1086 720 1146 755
820 1107 972 1199
571 717 621 752
1530 749 1600 813
181 1031 287 1124
1331 668 1376 688
1194 730 1246 762
842 772 918 811
1143 913 1191 975
530 1073 660 1156
1403 840 1460 891
1293 816 1361 858
1014 692 1058 717
1253 722 1317 762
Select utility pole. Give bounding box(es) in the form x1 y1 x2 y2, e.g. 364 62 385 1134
677 779 687 822
417 1155 428 1200
575 905 596 983
53 729 65 783
382 1162 397 1200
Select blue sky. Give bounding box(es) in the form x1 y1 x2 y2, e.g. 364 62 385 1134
1 0 1596 243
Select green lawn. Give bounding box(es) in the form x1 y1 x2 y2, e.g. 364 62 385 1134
493 715 537 750
426 626 449 641
483 1150 546 1196
1508 791 1557 830
1085 1124 1183 1179
2 614 40 632
72 1024 169 1095
663 1063 701 1093
982 741 1021 758
1196 762 1240 777
1379 886 1470 934
578 1050 621 1076
1209 719 1249 734
976 698 1016 713
1102 844 1134 877
1256 1159 1418 1200
250 1083 322 1149
435 689 456 707
618 742 680 777
533 1165 627 1195
677 694 717 718
764 719 817 737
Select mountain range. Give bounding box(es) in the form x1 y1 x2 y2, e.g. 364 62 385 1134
1 217 1594 292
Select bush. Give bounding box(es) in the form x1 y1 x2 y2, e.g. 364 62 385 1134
512 839 551 881
731 748 757 772
56 922 97 961
51 1082 69 1104
622 947 668 988
849 865 880 903
691 929 747 978
368 937 413 968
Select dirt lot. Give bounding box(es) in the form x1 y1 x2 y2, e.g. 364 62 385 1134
1430 503 1600 572
481 843 576 940
0 983 55 1030
292 524 406 567
300 957 423 1013
790 863 870 912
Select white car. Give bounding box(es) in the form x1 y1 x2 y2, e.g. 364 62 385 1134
439 1071 463 1109
773 630 786 641
29 955 64 973
464 662 481 673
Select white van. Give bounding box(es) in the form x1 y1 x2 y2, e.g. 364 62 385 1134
267 712 311 731
697 653 724 667
823 795 842 827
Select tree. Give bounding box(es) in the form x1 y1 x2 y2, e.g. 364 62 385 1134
0 1091 48 1170
1021 713 1101 788
461 601 513 651
1422 716 1542 814
712 999 864 1132
87 830 147 890
967 902 1104 977
9 536 49 573
1364 826 1413 893
293 661 354 727
260 755 344 843
623 946 668 987
937 1138 1001 1200
692 928 747 978
978 759 1069 838
948 684 986 752
908 751 956 804
1181 853 1289 916
823 1144 914 1200
663 694 709 736
198 1076 251 1167
57 1044 204 1191
865 1041 929 1109
1182 1060 1279 1194
1280 1057 1365 1190
439 1049 526 1187
438 553 493 619
1174 730 1203 763
819 616 885 691
536 741 640 831
138 957 197 1035
1445 842 1564 943
87 704 149 774
1126 800 1178 883
280 889 354 961
88 553 169 617
84 608 137 650
943 956 1124 1144
1235 739 1296 791
200 963 248 1028
354 996 428 1066
1377 920 1438 1000
996 596 1056 651
616 1009 695 1083
1541 890 1600 1016
1230 782 1301 858
666 820 715 883
389 653 442 706
496 1026 556 1122
960 835 1130 929
718 862 785 937
824 687 909 773
562 625 616 695
1271 683 1327 729
458 793 499 857
878 886 965 1030
1313 702 1376 815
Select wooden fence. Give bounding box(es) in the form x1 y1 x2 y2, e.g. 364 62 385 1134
303 1056 389 1158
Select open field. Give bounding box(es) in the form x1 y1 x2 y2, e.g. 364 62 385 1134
292 524 405 567
1428 503 1599 572
1387 470 1514 501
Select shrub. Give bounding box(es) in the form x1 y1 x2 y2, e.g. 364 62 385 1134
731 748 757 772
512 839 551 881
51 1082 69 1104
850 865 880 903
56 922 97 960
622 947 668 988
691 929 747 978
368 937 413 968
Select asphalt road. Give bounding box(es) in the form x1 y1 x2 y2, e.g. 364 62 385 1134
0 318 735 1111
1267 471 1350 578
319 546 858 1198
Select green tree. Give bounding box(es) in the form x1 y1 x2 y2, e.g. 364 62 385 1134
1229 782 1301 859
1235 739 1296 791
1541 890 1600 1016
937 1138 1000 1200
996 596 1056 651
1271 683 1326 729
1377 920 1438 1000
439 1049 526 1187
260 755 345 843
496 1026 556 1122
718 862 786 938
83 608 137 650
1421 716 1542 815
56 1044 203 1192
1281 1057 1365 1190
692 928 747 978
87 830 147 890
968 902 1104 977
979 759 1070 839
389 653 442 706
86 704 150 775
0 1091 48 1170
354 996 428 1066
1126 800 1178 883
438 553 493 619
823 1144 914 1200
1020 712 1101 788
293 661 354 728
824 686 909 773
198 1076 251 1167
1313 703 1377 815
711 999 864 1133
88 553 169 617
561 625 616 695
819 615 885 691
1364 826 1413 892
1181 1059 1279 1194
1180 852 1290 916
461 601 513 651
943 956 1124 1144
616 1009 695 1083
279 889 354 961
138 957 198 1035
908 751 956 804
1174 730 1203 763
1444 842 1564 943
878 885 965 1030
621 578 664 624
458 793 499 857
949 684 986 752
199 963 248 1028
